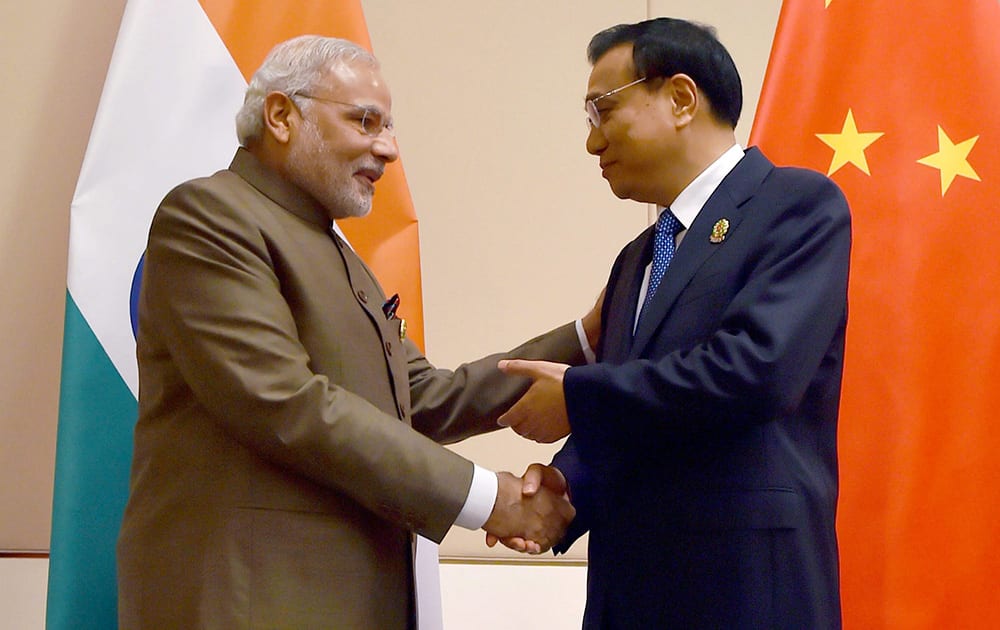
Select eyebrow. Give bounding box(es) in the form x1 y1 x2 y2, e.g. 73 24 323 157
345 102 392 120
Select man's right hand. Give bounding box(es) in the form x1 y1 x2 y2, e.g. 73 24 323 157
483 464 573 553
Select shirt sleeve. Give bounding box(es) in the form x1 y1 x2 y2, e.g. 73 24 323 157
453 464 498 530
574 319 597 364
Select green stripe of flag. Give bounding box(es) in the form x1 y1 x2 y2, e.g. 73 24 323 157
47 292 137 630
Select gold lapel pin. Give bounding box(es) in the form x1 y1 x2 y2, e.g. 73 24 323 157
398 318 407 342
710 218 730 244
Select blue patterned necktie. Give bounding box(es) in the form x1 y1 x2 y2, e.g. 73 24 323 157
641 209 682 316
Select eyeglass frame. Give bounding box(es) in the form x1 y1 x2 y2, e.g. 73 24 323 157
585 76 647 129
292 92 396 138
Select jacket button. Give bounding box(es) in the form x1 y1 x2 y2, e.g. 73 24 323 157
357 290 368 303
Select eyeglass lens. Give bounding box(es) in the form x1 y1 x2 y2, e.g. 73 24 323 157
360 109 394 138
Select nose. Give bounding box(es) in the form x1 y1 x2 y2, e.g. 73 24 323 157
372 134 399 163
586 123 607 156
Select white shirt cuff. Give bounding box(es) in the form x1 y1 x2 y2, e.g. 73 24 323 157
453 464 498 530
575 318 597 364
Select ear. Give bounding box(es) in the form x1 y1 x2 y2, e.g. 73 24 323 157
666 74 699 128
262 91 298 145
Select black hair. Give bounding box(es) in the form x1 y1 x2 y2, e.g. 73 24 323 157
588 18 742 128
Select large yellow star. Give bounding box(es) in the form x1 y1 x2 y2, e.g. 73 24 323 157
916 126 981 196
816 109 884 176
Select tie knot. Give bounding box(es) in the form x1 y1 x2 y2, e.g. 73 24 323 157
656 209 682 236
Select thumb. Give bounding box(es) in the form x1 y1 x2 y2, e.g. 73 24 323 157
521 463 545 496
522 463 568 497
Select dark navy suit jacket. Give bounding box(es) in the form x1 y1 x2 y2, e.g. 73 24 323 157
554 148 850 629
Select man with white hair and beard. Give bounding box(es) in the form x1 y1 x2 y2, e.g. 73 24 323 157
117 35 590 629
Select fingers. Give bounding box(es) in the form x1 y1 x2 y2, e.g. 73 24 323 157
498 359 564 379
497 358 541 378
521 463 544 495
498 399 569 443
496 364 572 442
486 532 539 554
521 463 567 497
483 471 575 555
497 393 571 443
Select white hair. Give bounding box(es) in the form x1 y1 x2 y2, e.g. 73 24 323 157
235 35 378 147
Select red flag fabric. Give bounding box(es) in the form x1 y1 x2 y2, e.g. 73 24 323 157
750 1 1000 627
200 0 425 349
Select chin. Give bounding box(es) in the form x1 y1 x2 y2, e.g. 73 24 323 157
607 180 634 200
347 197 374 219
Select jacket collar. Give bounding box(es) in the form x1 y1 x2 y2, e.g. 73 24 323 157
229 147 332 230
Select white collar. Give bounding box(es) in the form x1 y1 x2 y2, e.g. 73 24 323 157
662 143 744 229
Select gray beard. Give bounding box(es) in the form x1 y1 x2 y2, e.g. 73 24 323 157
285 120 373 220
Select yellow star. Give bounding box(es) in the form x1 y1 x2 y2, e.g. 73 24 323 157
826 0 834 7
816 109 884 176
916 126 981 196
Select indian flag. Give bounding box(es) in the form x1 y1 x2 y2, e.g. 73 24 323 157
47 1 429 627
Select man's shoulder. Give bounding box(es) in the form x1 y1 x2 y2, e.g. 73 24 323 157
741 148 829 189
162 167 248 205
748 159 849 219
149 166 269 242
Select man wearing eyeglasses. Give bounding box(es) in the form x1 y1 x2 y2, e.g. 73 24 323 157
497 17 850 628
116 35 593 629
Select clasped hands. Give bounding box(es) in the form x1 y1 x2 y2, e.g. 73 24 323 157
481 287 603 552
483 463 574 554
482 365 574 553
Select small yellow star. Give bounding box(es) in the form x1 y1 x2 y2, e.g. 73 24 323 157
916 126 981 196
816 109 885 176
826 0 834 7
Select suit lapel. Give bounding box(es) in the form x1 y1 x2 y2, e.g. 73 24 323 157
629 148 773 358
602 226 654 363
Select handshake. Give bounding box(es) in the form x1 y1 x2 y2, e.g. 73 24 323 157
480 358 578 554
477 353 585 555
477 287 603 554
482 463 574 555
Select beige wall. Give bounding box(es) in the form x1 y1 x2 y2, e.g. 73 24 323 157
0 0 781 558
0 0 127 550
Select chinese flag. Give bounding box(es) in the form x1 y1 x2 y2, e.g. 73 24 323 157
750 1 1000 627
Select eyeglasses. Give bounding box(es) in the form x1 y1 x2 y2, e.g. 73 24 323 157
585 77 646 129
293 93 395 138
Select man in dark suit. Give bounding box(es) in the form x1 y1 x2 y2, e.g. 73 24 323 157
498 18 851 628
117 35 587 629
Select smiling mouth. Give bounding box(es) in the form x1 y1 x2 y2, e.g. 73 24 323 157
357 166 384 183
